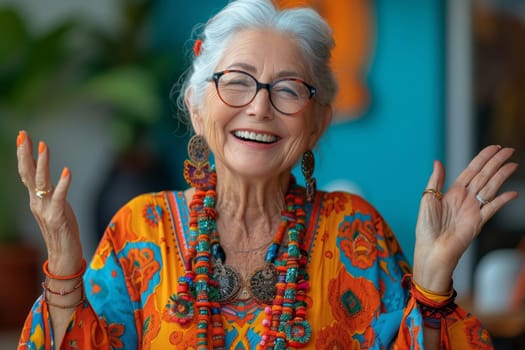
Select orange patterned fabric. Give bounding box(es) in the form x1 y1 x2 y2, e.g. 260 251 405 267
18 190 492 349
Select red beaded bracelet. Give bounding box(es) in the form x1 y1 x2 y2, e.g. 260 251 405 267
43 259 87 280
42 278 83 296
43 288 86 309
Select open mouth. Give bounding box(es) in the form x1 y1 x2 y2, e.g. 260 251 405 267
233 130 280 144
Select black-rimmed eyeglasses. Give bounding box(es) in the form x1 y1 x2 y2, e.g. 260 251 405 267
210 69 317 115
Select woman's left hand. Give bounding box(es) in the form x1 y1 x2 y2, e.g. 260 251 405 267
413 145 519 293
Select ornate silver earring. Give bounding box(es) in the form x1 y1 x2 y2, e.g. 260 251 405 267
301 150 316 202
183 134 212 188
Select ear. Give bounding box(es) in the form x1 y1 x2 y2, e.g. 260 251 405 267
308 104 332 149
185 88 204 135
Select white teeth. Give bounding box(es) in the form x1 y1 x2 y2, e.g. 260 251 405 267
234 130 277 143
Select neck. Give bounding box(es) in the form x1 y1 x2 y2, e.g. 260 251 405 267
213 166 292 241
214 164 291 205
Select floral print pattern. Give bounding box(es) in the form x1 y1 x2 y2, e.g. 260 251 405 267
18 190 492 349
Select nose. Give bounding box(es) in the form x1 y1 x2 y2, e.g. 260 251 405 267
247 87 274 119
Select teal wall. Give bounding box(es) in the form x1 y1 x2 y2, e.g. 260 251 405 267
314 1 445 262
154 0 446 262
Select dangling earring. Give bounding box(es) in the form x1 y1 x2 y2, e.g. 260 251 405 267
184 134 212 188
302 150 316 202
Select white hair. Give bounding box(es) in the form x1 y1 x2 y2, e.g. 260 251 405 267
177 0 337 122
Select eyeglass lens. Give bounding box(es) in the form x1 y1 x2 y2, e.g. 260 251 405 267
215 70 314 115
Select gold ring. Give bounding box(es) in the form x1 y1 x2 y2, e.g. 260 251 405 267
422 188 443 200
35 187 53 199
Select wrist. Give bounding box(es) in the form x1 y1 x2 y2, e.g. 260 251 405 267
413 251 456 294
404 274 458 329
43 280 85 309
43 258 87 280
411 273 453 295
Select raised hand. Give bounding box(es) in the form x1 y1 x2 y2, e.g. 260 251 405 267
413 145 519 293
16 130 83 274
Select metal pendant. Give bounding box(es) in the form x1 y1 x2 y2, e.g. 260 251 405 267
213 262 242 303
237 286 252 301
248 264 278 304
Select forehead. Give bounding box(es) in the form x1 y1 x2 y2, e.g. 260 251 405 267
215 29 309 78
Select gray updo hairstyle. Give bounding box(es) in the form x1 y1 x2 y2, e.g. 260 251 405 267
179 0 337 119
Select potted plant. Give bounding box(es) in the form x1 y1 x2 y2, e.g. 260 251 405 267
0 1 181 329
0 6 76 328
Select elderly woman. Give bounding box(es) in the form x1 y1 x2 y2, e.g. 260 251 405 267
17 0 517 349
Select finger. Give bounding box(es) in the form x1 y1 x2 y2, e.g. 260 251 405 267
51 167 72 204
480 190 519 224
16 130 36 190
35 141 53 198
455 145 503 188
422 160 445 200
467 147 515 195
477 162 519 203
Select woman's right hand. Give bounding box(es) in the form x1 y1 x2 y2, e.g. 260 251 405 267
16 130 83 275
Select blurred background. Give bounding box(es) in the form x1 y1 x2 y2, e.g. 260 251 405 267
0 0 524 348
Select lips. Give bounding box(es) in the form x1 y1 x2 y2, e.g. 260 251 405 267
232 130 280 144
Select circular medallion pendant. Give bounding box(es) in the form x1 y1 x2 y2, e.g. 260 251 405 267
213 263 242 303
166 294 194 325
285 320 312 346
248 264 278 304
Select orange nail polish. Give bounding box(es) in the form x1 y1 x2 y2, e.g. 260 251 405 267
16 131 26 147
38 141 46 154
61 167 70 179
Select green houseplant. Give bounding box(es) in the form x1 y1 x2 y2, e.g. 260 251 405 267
0 0 181 240
0 1 179 328
0 6 83 328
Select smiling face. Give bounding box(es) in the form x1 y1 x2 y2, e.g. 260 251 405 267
190 29 331 182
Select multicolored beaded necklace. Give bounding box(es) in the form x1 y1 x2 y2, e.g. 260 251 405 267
168 170 312 349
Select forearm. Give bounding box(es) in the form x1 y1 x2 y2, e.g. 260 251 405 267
45 278 84 347
43 258 86 347
423 327 439 350
413 264 453 350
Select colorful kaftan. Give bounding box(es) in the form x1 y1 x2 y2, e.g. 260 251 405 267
18 190 493 349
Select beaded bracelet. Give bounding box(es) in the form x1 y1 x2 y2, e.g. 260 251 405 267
43 259 87 280
43 286 86 309
44 294 86 309
42 278 83 296
403 274 458 329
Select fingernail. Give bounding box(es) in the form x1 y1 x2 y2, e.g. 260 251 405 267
38 141 46 154
61 167 70 179
16 131 26 148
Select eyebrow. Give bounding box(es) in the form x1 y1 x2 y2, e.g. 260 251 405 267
225 62 302 79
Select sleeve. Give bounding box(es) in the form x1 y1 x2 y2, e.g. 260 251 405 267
394 289 494 349
358 197 493 349
18 295 111 350
17 194 157 350
330 192 492 349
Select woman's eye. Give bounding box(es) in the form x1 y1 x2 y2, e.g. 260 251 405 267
274 84 300 98
229 80 248 86
222 76 252 87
